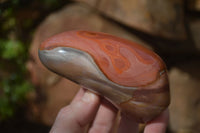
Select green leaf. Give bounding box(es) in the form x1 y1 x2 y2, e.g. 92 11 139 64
12 81 32 102
0 39 24 59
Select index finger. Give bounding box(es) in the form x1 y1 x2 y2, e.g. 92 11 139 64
50 88 100 133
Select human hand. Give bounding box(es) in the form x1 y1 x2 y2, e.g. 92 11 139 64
50 88 169 133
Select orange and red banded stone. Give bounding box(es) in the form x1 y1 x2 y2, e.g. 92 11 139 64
40 31 165 87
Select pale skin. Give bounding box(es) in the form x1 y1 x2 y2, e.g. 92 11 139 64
50 88 169 133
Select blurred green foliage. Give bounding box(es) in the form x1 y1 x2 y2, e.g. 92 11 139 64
0 38 32 120
0 0 70 120
0 39 24 59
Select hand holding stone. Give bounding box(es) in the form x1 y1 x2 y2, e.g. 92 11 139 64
39 30 170 123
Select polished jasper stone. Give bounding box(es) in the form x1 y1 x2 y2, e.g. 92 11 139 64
27 3 151 125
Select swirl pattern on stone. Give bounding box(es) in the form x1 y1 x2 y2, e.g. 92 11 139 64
39 30 170 123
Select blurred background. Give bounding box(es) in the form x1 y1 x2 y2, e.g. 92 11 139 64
0 0 200 132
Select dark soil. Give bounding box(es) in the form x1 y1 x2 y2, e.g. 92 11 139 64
0 110 50 133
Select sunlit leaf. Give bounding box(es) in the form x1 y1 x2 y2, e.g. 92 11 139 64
0 39 24 59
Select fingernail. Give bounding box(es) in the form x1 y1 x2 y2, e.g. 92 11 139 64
82 91 97 103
